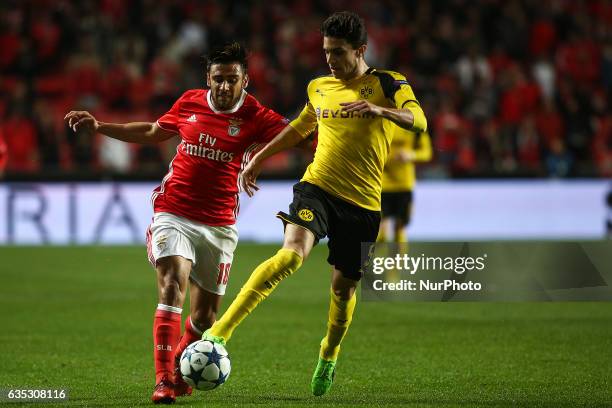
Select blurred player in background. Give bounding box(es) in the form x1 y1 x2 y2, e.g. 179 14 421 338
202 11 427 396
65 42 287 404
378 129 432 247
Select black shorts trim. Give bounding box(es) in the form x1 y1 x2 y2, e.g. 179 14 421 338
276 212 321 241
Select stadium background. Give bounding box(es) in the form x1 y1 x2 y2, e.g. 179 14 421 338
0 0 610 180
1 1 611 407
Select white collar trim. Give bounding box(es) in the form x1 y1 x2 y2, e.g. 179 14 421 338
207 89 247 114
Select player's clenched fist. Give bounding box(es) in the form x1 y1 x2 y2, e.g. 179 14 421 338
64 111 99 133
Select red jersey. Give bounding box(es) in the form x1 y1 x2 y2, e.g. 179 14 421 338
154 89 287 225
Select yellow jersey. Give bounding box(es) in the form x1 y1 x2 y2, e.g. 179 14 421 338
382 129 432 192
289 68 427 211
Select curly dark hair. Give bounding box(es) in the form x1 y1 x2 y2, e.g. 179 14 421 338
321 11 367 49
205 42 248 72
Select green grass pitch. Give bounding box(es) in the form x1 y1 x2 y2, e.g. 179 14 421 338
1 244 611 407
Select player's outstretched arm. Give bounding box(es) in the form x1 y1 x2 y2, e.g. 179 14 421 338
64 111 176 144
240 125 304 196
339 100 427 132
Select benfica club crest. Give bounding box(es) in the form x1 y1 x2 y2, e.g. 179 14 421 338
228 118 242 136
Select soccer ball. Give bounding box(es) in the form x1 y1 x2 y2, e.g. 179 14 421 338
180 340 231 390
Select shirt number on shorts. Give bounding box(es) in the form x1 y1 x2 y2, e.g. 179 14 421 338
217 263 232 285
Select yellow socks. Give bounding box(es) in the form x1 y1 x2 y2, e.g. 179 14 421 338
210 248 303 342
394 228 406 244
394 228 409 255
319 287 356 361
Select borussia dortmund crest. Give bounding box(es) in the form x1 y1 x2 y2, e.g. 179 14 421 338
228 118 242 136
298 209 314 222
360 85 373 99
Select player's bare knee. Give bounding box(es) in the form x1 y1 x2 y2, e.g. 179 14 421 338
283 224 314 260
282 240 308 260
287 248 306 262
285 241 313 261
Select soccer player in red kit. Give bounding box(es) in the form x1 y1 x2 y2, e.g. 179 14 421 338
65 43 287 404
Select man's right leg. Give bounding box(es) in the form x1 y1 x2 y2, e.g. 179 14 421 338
377 217 390 243
206 224 315 343
152 255 191 404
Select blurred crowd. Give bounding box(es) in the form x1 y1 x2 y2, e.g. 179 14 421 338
0 0 610 180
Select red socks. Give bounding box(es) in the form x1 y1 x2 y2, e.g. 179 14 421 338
175 316 204 364
153 304 182 384
153 305 206 385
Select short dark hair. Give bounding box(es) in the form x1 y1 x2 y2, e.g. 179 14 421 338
205 42 248 72
321 11 367 49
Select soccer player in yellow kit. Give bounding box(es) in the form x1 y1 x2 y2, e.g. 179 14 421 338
379 129 432 246
203 11 427 396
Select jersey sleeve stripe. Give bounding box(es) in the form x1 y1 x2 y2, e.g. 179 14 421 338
401 99 420 108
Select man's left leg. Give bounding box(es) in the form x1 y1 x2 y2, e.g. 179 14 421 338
312 268 358 396
394 191 413 249
174 281 222 396
312 200 380 396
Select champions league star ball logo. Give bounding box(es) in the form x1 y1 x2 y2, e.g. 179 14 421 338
228 118 242 136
